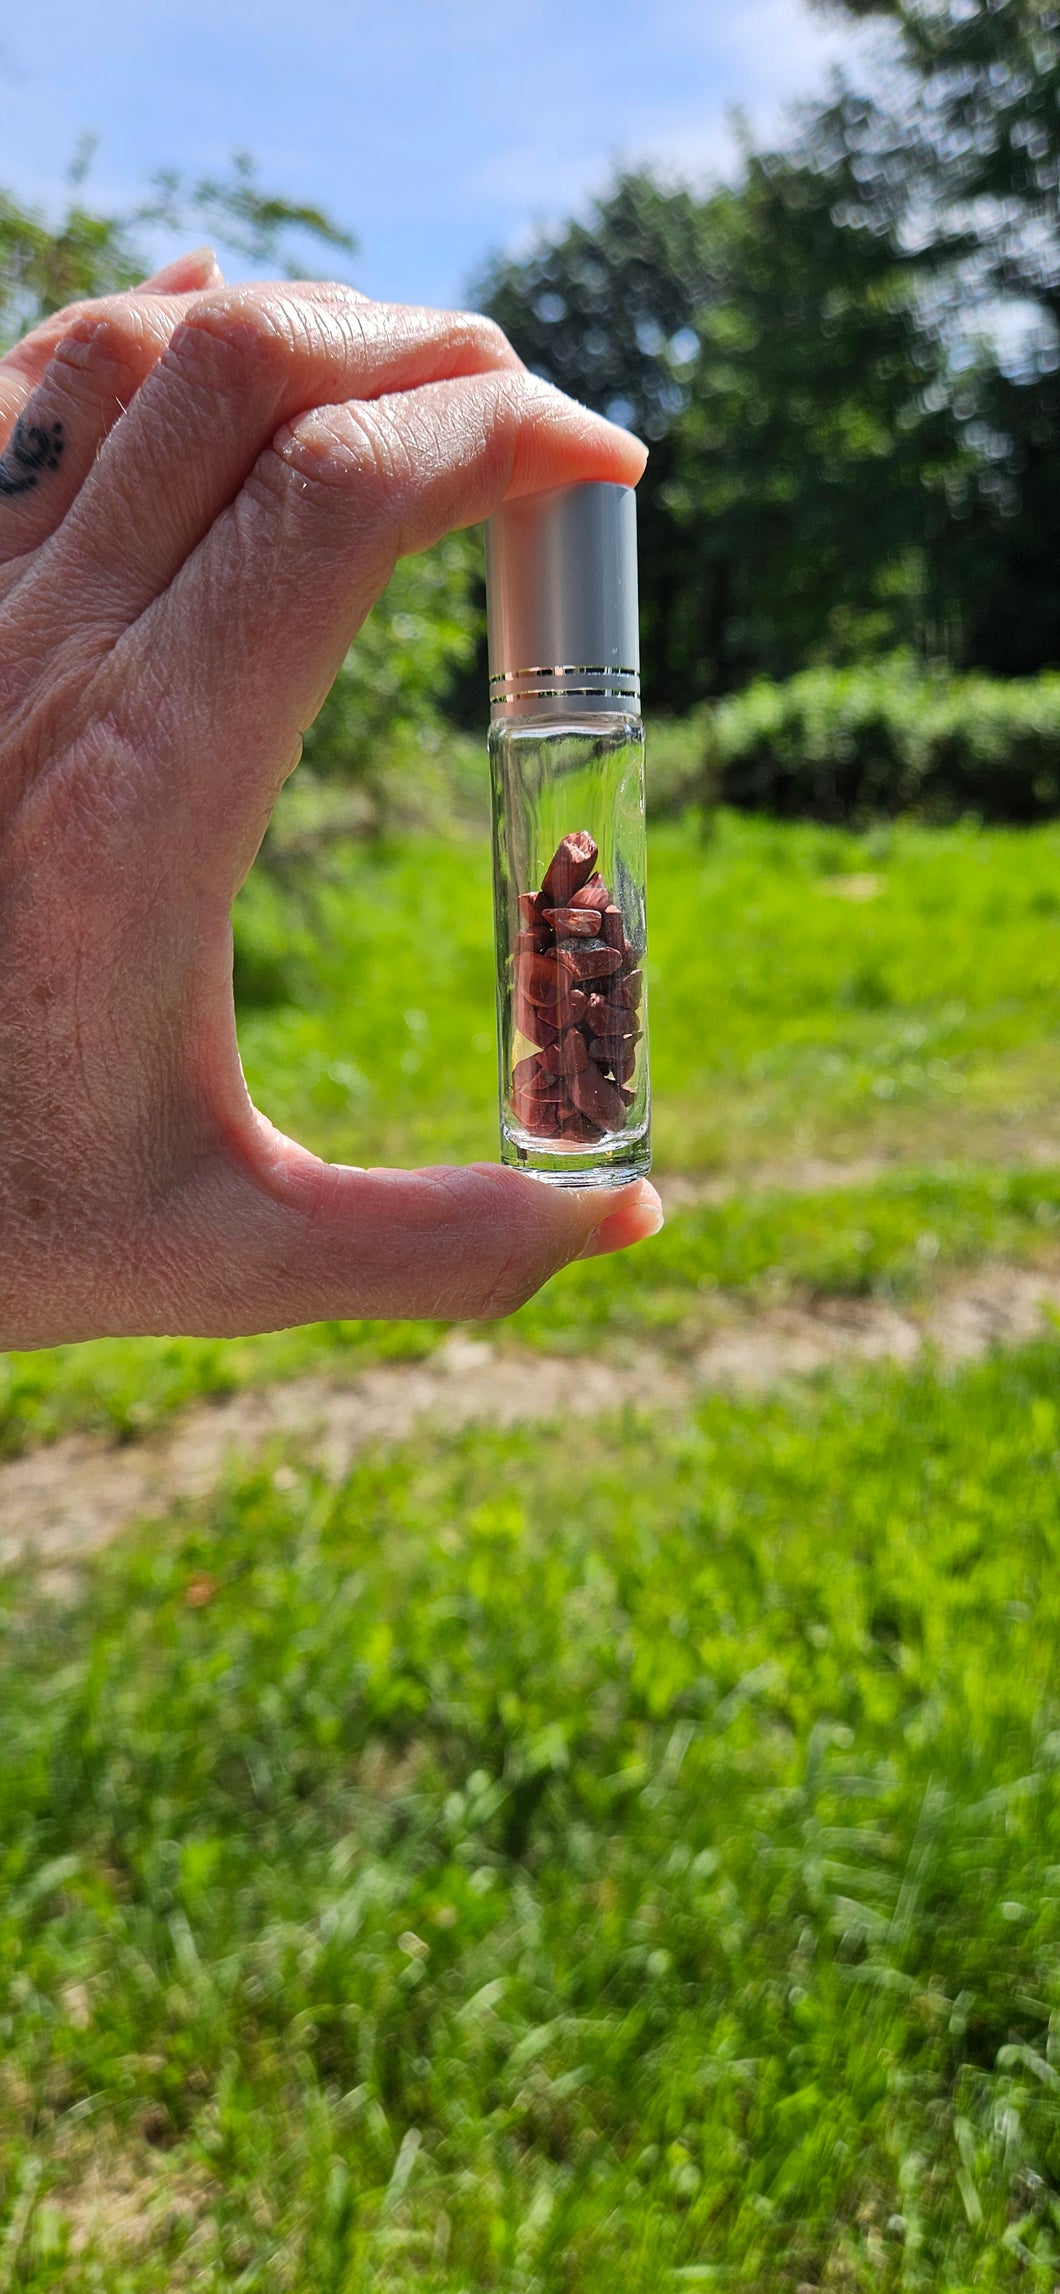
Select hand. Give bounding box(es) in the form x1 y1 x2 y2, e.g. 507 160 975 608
0 250 662 1346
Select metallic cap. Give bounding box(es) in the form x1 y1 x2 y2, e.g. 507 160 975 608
486 480 640 721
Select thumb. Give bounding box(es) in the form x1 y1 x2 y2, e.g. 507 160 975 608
162 1138 663 1336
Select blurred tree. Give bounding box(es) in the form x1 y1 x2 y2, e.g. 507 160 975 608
0 150 481 821
472 174 722 709
301 530 482 797
476 156 952 701
474 172 718 443
0 139 355 349
664 126 957 691
812 0 1060 673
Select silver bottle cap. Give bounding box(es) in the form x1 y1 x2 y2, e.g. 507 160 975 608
486 479 640 721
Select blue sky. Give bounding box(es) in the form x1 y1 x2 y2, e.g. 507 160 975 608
0 0 864 309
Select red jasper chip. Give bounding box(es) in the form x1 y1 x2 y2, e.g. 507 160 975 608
590 1037 638 1083
615 968 643 1008
515 950 560 1006
518 891 545 927
558 1026 589 1074
585 992 634 1036
555 939 623 982
553 984 588 1027
542 906 600 937
569 877 610 913
514 1081 552 1126
601 905 624 950
541 830 599 905
515 925 550 956
526 1101 564 1136
514 994 559 1049
567 1059 626 1132
512 1053 555 1099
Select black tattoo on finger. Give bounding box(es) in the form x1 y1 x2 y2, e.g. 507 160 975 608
0 416 65 497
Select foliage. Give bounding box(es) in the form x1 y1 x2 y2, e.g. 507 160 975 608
0 142 354 350
7 805 1060 1453
296 531 484 825
811 0 1060 676
5 1346 1060 2283
661 140 953 692
473 170 717 445
476 9 1060 695
704 658 1060 820
817 0 1060 318
231 806 1060 1177
477 153 952 705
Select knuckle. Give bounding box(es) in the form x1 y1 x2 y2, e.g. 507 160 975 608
267 402 401 510
470 1243 545 1320
161 292 292 396
49 307 152 390
440 1171 552 1321
457 309 515 365
470 1268 533 1322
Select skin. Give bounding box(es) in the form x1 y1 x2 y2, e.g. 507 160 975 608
0 247 663 1348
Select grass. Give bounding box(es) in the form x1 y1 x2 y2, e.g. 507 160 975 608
7 793 1060 2285
237 807 1060 1176
4 1346 1060 2287
5 807 1060 1455
3 1163 1059 1454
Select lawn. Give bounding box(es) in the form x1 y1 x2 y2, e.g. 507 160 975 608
4 805 1060 1454
235 806 1060 1176
4 1349 1060 2287
4 797 1060 2287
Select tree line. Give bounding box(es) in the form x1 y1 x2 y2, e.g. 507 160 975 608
476 0 1060 708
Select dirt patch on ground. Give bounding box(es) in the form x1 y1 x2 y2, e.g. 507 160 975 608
55 2145 219 2277
657 1141 1060 1212
693 1263 1060 1387
3 1267 1059 1576
658 1159 889 1210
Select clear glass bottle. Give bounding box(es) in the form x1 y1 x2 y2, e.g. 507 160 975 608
485 483 650 1188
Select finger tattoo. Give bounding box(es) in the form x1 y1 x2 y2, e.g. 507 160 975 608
0 415 65 498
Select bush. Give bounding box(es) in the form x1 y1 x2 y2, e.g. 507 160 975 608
704 658 1060 822
302 531 482 801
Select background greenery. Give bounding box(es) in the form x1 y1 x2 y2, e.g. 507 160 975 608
7 4 1060 2284
3 800 1060 2287
9 0 1060 815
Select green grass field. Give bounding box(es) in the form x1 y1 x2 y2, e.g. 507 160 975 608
6 807 1060 1455
5 799 1060 2287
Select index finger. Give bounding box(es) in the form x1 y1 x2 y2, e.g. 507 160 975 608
0 246 224 440
29 288 525 629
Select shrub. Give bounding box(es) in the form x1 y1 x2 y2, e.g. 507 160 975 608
302 531 481 799
703 658 1060 822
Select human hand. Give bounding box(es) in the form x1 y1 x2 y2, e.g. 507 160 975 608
0 250 662 1346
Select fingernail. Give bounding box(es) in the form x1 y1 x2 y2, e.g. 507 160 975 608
141 247 221 294
577 1182 664 1260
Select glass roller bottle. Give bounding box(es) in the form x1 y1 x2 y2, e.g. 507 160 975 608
485 480 651 1188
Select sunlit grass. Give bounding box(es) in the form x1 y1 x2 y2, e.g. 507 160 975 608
6 809 1060 1454
7 801 1060 2285
4 1344 1060 2286
237 808 1060 1174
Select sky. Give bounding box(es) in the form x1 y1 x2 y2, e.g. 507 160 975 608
0 0 866 309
